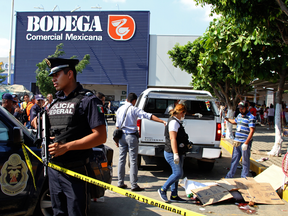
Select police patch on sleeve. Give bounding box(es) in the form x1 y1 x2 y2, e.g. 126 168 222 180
97 104 104 113
0 154 29 196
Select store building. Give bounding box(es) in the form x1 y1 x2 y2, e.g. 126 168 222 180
14 11 147 100
11 11 202 101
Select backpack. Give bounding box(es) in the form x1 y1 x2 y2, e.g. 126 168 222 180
20 108 28 124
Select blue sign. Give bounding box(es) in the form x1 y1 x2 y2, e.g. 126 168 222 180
14 11 150 95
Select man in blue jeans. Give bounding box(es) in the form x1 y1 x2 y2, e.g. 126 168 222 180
225 101 256 178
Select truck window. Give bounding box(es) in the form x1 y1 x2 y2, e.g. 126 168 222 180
144 98 215 119
0 120 9 142
135 93 143 107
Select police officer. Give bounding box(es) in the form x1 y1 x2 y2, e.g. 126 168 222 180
29 94 45 129
45 57 106 216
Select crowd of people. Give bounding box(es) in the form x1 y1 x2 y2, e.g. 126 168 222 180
219 101 288 132
218 100 288 179
1 91 54 129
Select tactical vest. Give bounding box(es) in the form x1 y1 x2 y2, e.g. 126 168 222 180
48 90 93 164
164 117 189 155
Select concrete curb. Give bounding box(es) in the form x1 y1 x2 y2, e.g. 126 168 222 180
220 138 288 202
220 139 266 175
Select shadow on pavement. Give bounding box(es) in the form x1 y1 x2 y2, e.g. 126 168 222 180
90 196 167 216
139 155 232 181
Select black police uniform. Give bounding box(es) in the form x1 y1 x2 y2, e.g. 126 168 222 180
48 83 105 216
30 103 42 128
45 58 105 216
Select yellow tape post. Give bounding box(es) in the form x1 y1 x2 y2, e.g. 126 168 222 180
22 144 204 216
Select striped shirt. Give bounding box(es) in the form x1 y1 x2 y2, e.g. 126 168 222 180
234 111 256 142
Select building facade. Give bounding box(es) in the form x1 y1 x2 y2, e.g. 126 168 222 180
14 11 150 99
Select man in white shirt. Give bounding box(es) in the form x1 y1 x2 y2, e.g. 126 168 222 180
116 93 166 191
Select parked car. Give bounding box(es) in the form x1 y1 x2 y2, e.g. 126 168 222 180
135 88 221 171
0 106 113 216
119 100 126 107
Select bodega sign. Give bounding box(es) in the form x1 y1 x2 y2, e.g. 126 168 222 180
14 11 150 96
25 14 135 41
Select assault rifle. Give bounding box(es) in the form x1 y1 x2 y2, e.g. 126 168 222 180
35 110 50 176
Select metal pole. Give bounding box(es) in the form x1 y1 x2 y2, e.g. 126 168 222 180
8 0 14 85
254 88 257 103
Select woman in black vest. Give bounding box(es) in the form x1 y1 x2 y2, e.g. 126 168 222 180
158 104 188 203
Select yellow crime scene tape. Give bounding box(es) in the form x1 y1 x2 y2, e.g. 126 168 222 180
22 143 204 216
22 145 37 190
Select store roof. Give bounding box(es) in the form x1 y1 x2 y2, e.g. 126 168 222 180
251 79 288 91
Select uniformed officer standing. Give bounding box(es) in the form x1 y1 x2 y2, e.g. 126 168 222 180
45 57 107 216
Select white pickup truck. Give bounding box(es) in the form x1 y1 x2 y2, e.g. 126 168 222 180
135 88 222 170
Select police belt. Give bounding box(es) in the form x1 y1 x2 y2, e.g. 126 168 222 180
51 158 89 169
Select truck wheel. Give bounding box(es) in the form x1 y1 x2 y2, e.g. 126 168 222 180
128 154 141 169
197 160 214 171
34 185 53 216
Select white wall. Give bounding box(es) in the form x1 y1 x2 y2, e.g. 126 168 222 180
148 35 199 88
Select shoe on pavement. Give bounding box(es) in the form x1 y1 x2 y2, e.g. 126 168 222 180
158 189 168 202
118 184 127 189
131 186 145 191
170 195 187 203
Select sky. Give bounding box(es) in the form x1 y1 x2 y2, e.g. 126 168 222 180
0 0 218 57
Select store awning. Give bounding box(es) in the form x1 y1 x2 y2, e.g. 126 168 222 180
251 79 288 91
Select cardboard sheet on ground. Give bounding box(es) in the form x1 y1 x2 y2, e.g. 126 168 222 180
239 182 284 205
220 178 284 205
216 179 238 191
182 177 284 206
220 177 257 189
254 164 286 190
191 185 233 206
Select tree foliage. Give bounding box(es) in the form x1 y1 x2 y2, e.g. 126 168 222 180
194 0 288 150
168 16 266 110
195 0 288 103
35 43 90 97
0 69 7 84
196 0 288 43
0 63 7 84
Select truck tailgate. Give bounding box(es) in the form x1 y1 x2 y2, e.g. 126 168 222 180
140 118 166 143
140 118 217 145
182 119 217 145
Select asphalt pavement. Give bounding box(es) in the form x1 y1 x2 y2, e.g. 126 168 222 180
88 121 288 216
